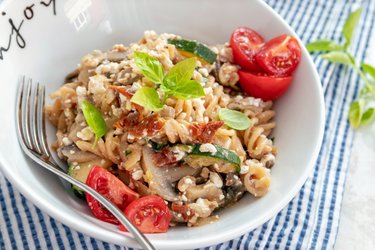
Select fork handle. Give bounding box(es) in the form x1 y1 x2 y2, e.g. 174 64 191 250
27 151 156 250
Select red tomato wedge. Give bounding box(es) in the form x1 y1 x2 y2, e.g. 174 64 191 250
238 70 293 101
230 27 265 72
255 34 301 76
86 166 139 224
119 196 172 233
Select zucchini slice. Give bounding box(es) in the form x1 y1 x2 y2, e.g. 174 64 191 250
168 38 217 64
184 144 241 173
68 158 112 198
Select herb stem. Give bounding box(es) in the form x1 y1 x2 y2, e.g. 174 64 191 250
352 63 375 98
162 93 170 105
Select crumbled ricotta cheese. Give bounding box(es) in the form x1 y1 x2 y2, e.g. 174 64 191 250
196 198 211 213
199 143 217 155
198 68 209 77
240 164 250 175
132 169 144 181
62 137 72 146
172 148 186 161
76 127 94 141
88 75 107 95
76 86 87 105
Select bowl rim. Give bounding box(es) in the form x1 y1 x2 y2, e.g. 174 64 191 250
0 0 325 248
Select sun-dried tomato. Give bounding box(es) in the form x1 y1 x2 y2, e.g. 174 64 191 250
189 121 224 143
171 203 195 222
153 147 179 167
115 113 164 138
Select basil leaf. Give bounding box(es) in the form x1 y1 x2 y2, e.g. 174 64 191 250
343 8 362 49
167 80 205 100
81 100 107 142
130 87 163 111
349 100 363 128
362 63 375 79
360 107 375 126
133 52 164 84
218 108 252 130
306 40 343 52
163 57 196 89
321 51 354 65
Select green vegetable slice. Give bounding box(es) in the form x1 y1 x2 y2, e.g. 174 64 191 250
185 144 241 173
81 100 107 142
168 38 217 64
68 159 112 198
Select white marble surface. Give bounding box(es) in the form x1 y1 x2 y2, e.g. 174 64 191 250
335 38 375 250
335 121 375 250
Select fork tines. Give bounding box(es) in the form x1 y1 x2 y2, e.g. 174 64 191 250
16 76 52 161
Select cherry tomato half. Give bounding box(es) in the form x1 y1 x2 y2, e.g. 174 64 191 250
255 34 301 76
230 27 265 72
238 70 293 101
119 196 172 233
86 166 139 224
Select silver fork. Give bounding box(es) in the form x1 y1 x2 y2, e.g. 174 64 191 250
15 76 155 250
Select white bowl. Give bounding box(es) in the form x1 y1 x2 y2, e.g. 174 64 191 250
0 0 325 249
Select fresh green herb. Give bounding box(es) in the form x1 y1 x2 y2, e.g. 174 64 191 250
360 107 375 126
218 108 252 130
342 8 362 49
81 100 107 142
306 7 375 128
306 40 343 52
349 100 363 128
167 80 205 100
134 52 164 84
124 150 132 156
320 51 354 65
362 63 375 79
131 53 205 110
163 57 196 88
130 87 163 111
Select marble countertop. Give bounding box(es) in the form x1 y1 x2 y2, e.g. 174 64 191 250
335 36 375 250
336 121 375 249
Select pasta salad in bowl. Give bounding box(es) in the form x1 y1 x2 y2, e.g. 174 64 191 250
46 29 301 232
0 0 324 248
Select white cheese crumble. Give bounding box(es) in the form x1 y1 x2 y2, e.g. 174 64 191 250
181 195 188 202
199 143 217 155
132 169 144 181
76 127 94 141
76 86 87 105
62 137 72 146
88 75 107 95
172 148 186 161
196 198 211 213
240 164 250 175
198 68 209 77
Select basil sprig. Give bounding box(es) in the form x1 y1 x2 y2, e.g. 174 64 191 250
218 108 252 130
131 52 205 111
81 100 107 142
306 8 375 128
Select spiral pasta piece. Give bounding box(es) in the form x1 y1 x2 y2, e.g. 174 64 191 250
241 121 274 160
241 160 271 197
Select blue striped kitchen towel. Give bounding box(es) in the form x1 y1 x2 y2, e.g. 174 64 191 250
1 0 375 249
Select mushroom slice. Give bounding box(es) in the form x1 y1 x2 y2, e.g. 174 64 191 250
60 145 98 163
141 146 179 201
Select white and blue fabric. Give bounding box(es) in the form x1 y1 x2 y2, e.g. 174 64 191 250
1 0 375 249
